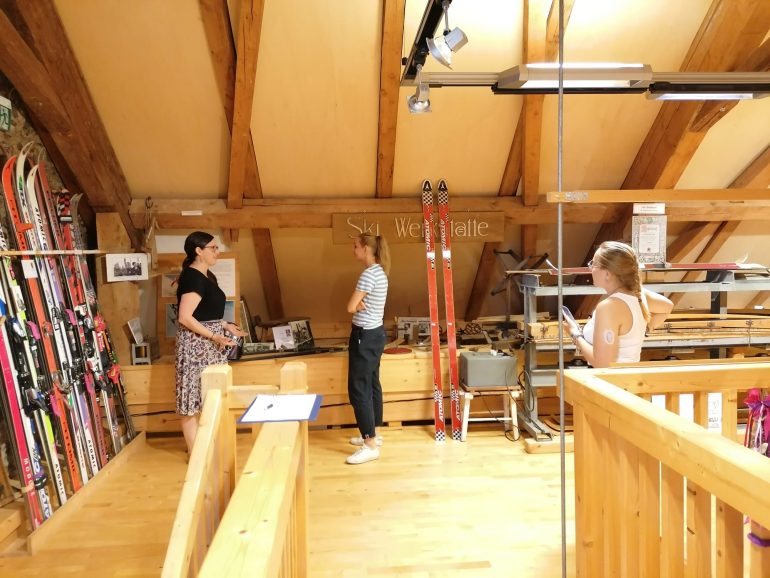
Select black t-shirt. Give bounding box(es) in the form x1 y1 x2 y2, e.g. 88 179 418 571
176 267 226 321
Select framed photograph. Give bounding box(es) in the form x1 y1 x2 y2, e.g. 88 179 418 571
272 324 295 350
106 253 149 282
127 317 144 344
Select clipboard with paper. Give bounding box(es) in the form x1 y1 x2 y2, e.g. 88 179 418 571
239 393 322 423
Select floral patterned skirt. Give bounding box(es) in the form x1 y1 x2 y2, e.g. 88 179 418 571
175 320 229 416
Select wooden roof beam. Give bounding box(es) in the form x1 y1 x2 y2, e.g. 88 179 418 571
199 0 262 201
375 0 405 198
570 0 770 317
690 38 770 132
129 195 770 231
544 0 576 62
226 0 265 210
668 220 740 307
9 0 140 248
465 0 573 321
252 229 284 319
199 0 282 318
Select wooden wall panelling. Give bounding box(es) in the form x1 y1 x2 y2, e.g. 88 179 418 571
96 213 139 365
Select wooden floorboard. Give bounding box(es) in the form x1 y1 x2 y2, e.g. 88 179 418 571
0 425 575 577
307 425 575 577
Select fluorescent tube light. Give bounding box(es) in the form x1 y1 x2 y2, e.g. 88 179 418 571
497 63 653 91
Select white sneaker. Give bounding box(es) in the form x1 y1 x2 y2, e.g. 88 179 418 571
346 445 380 464
349 435 383 447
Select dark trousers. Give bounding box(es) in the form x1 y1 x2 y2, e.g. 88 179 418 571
348 324 386 439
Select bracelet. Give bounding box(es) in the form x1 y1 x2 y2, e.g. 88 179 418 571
210 330 215 340
571 332 582 345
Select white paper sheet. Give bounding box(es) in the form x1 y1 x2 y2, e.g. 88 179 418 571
239 394 321 423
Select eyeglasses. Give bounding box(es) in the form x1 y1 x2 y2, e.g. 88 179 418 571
203 244 220 252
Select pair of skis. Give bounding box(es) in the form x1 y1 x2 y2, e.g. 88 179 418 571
421 179 461 442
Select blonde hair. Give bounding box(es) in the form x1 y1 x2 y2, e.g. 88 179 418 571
593 241 650 324
358 233 391 275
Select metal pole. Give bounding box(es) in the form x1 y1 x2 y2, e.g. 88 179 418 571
556 1 567 577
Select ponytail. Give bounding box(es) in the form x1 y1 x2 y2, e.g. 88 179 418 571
630 267 651 325
359 233 391 276
375 235 391 276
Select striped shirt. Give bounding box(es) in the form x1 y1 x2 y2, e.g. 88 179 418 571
352 264 388 329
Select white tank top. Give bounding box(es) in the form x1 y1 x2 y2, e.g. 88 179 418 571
582 292 647 363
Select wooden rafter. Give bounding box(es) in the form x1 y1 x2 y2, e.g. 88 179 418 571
465 0 571 321
745 292 770 309
665 222 720 262
199 0 262 201
226 0 265 210
520 0 549 257
199 0 283 317
4 0 140 247
729 145 770 189
252 229 284 319
690 38 770 132
668 221 740 307
571 0 770 317
375 0 405 198
544 0 576 62
0 11 69 132
128 194 770 231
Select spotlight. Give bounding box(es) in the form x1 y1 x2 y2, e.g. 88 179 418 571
427 1 468 69
407 64 431 114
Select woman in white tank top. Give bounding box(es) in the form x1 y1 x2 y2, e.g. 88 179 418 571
563 241 673 368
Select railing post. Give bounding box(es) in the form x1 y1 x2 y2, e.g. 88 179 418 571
296 421 309 576
201 366 235 498
280 361 308 392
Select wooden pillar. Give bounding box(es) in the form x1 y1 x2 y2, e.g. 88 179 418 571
96 212 139 365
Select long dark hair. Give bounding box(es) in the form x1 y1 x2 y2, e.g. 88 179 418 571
179 230 219 286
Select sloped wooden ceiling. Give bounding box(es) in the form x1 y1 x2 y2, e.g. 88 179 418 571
42 0 770 327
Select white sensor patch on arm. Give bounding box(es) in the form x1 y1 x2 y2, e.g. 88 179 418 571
603 330 616 345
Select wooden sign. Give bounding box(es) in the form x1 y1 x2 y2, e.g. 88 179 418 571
332 212 504 244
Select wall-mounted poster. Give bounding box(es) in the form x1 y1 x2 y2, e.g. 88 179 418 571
210 258 236 297
106 253 149 282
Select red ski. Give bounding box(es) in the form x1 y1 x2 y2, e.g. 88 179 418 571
436 180 462 440
422 180 445 442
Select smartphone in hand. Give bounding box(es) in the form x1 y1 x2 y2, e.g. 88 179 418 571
561 305 577 327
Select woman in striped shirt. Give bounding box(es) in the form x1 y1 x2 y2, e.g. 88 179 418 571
345 233 391 464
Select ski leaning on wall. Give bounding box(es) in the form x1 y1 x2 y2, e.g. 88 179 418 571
421 180 446 442
436 180 462 441
0 143 136 529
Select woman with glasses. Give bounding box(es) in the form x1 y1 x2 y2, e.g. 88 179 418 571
345 233 391 464
563 241 673 368
175 231 247 452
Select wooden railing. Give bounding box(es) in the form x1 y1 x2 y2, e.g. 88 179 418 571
565 360 770 577
162 362 308 578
